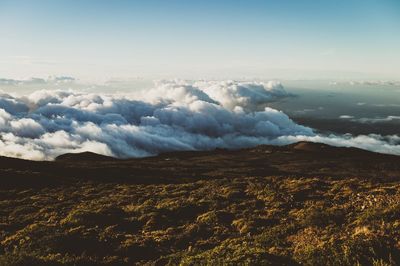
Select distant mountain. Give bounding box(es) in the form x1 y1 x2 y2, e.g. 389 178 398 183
55 151 117 162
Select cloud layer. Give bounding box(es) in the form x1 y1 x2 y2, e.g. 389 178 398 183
330 80 400 86
0 76 75 86
339 115 400 123
0 80 399 160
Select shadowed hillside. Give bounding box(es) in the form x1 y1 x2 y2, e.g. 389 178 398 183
1 142 400 265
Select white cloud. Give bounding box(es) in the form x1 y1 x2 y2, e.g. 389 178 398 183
0 76 76 86
339 115 354 119
0 109 11 129
331 80 400 86
47 76 75 83
0 80 399 160
356 116 400 123
10 118 45 138
339 115 400 123
193 80 290 111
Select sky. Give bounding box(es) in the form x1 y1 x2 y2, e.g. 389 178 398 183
0 0 399 81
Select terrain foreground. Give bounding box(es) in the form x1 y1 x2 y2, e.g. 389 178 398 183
1 142 400 265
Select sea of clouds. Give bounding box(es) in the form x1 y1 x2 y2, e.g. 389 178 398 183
0 80 399 160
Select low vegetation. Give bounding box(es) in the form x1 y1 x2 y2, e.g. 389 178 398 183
1 176 400 265
1 142 400 265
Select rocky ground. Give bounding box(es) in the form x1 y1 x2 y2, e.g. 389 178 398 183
1 142 400 265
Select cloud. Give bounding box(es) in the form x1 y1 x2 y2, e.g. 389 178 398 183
0 80 310 160
47 76 76 84
355 102 400 108
330 80 400 86
338 114 400 124
10 118 45 138
143 80 219 105
372 104 400 108
0 94 30 114
0 76 76 86
0 78 45 85
339 115 354 119
0 80 399 160
0 79 19 85
193 80 290 111
355 116 400 123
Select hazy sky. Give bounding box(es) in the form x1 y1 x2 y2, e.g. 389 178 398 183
0 0 399 81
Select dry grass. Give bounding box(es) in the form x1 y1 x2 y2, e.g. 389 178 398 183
1 176 400 265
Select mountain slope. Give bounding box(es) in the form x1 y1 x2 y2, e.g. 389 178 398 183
0 142 400 265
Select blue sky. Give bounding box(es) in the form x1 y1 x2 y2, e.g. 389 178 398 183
0 0 399 80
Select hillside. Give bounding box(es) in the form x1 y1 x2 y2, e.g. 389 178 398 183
1 142 400 265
